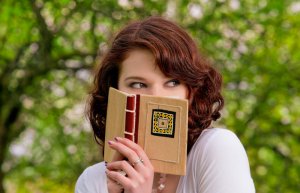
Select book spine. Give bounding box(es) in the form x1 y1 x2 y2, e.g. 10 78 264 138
124 95 136 142
134 95 140 143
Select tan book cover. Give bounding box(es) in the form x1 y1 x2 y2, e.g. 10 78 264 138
104 87 188 175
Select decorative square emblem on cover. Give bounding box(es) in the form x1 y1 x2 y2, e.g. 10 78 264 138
151 109 176 138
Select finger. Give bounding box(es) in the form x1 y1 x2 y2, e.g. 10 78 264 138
106 160 138 179
108 140 147 169
106 176 124 193
115 137 152 167
106 169 131 188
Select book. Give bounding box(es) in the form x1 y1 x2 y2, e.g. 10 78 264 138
104 87 188 175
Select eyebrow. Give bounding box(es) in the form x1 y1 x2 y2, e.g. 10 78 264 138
124 76 146 81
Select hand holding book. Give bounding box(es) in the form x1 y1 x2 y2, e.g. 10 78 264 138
106 137 154 193
104 87 188 175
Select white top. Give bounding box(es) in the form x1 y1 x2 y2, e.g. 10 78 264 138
75 128 255 193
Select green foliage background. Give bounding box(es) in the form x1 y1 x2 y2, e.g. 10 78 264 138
0 0 299 193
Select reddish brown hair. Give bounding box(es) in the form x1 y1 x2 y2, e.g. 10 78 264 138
88 17 224 153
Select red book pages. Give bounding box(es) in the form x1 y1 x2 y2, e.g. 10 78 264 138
134 95 140 143
125 95 136 142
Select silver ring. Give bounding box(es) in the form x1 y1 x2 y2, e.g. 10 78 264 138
132 157 144 166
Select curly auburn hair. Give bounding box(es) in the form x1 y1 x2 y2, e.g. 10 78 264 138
88 16 224 154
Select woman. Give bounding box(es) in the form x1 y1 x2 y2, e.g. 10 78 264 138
75 17 255 193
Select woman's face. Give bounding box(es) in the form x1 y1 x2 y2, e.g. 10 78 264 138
118 49 188 99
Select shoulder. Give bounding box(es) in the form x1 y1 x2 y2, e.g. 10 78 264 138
75 162 108 193
198 127 240 144
188 128 255 192
191 128 248 159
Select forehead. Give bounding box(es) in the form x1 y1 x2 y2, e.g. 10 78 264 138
120 49 157 72
119 49 158 74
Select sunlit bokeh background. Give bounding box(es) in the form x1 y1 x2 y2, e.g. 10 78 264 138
1 0 300 193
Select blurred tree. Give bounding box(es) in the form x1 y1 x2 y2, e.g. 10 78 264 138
0 0 299 193
0 0 168 192
178 1 300 192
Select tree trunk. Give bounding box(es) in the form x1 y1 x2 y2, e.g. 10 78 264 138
0 126 7 193
0 121 7 193
0 170 4 193
0 105 21 193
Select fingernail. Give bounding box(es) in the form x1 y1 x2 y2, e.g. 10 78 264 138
108 140 113 145
105 161 107 166
114 137 120 141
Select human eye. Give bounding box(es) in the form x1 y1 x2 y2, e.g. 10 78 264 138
165 79 180 87
129 82 147 89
